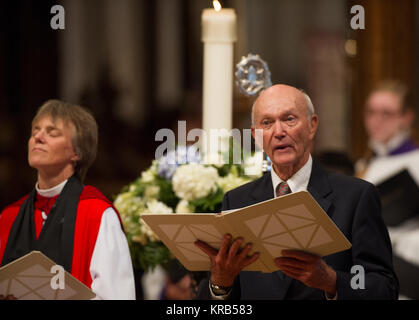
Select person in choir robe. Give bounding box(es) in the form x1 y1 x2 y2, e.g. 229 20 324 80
355 81 419 299
355 80 418 178
0 100 135 300
194 84 398 300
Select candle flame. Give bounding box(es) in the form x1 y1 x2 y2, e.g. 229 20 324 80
213 0 222 12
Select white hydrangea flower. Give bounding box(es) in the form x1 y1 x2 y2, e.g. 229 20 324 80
140 160 158 183
175 199 195 213
114 192 144 216
141 170 155 183
145 199 174 214
144 185 160 200
172 163 219 201
114 192 148 244
243 151 264 176
217 173 251 193
113 193 128 211
140 199 174 241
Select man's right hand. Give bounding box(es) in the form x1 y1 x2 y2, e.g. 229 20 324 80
194 234 260 287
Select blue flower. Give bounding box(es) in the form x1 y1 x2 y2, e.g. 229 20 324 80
157 145 201 179
266 156 272 172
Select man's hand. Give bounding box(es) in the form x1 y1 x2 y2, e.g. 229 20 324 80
194 234 260 287
275 250 337 296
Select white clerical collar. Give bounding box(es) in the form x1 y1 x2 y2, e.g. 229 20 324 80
271 155 313 197
369 130 410 157
35 179 68 198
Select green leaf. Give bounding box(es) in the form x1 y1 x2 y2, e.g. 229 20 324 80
190 188 224 213
155 176 179 209
129 241 173 272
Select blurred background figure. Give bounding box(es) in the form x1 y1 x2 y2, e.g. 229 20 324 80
355 80 419 300
141 260 196 300
355 80 418 178
160 260 192 300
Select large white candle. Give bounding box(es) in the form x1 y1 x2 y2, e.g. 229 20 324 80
201 7 237 132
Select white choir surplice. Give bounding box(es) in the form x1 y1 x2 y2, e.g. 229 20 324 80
359 149 419 299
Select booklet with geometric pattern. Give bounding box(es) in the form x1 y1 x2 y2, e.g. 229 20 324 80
141 191 352 273
0 251 96 300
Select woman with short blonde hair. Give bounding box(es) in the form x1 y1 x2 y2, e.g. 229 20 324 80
31 99 98 181
0 100 135 300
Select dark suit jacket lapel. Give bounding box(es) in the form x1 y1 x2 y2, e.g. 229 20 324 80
250 161 333 223
307 160 333 215
250 172 275 202
250 161 333 209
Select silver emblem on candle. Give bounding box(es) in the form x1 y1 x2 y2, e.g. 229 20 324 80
235 54 272 96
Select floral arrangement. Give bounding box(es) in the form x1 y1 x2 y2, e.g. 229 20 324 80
114 144 263 271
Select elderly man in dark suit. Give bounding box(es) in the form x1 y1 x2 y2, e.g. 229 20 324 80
195 84 399 300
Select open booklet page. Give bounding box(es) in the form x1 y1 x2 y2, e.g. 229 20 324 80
0 251 96 300
142 191 351 273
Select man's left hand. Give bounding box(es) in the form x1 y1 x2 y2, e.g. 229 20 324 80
274 250 337 296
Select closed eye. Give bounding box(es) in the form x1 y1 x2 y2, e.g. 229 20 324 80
46 126 62 137
48 130 61 137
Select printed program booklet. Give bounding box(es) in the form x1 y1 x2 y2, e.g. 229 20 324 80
141 191 352 273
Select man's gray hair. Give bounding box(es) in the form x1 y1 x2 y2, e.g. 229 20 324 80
301 90 315 118
251 89 316 125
